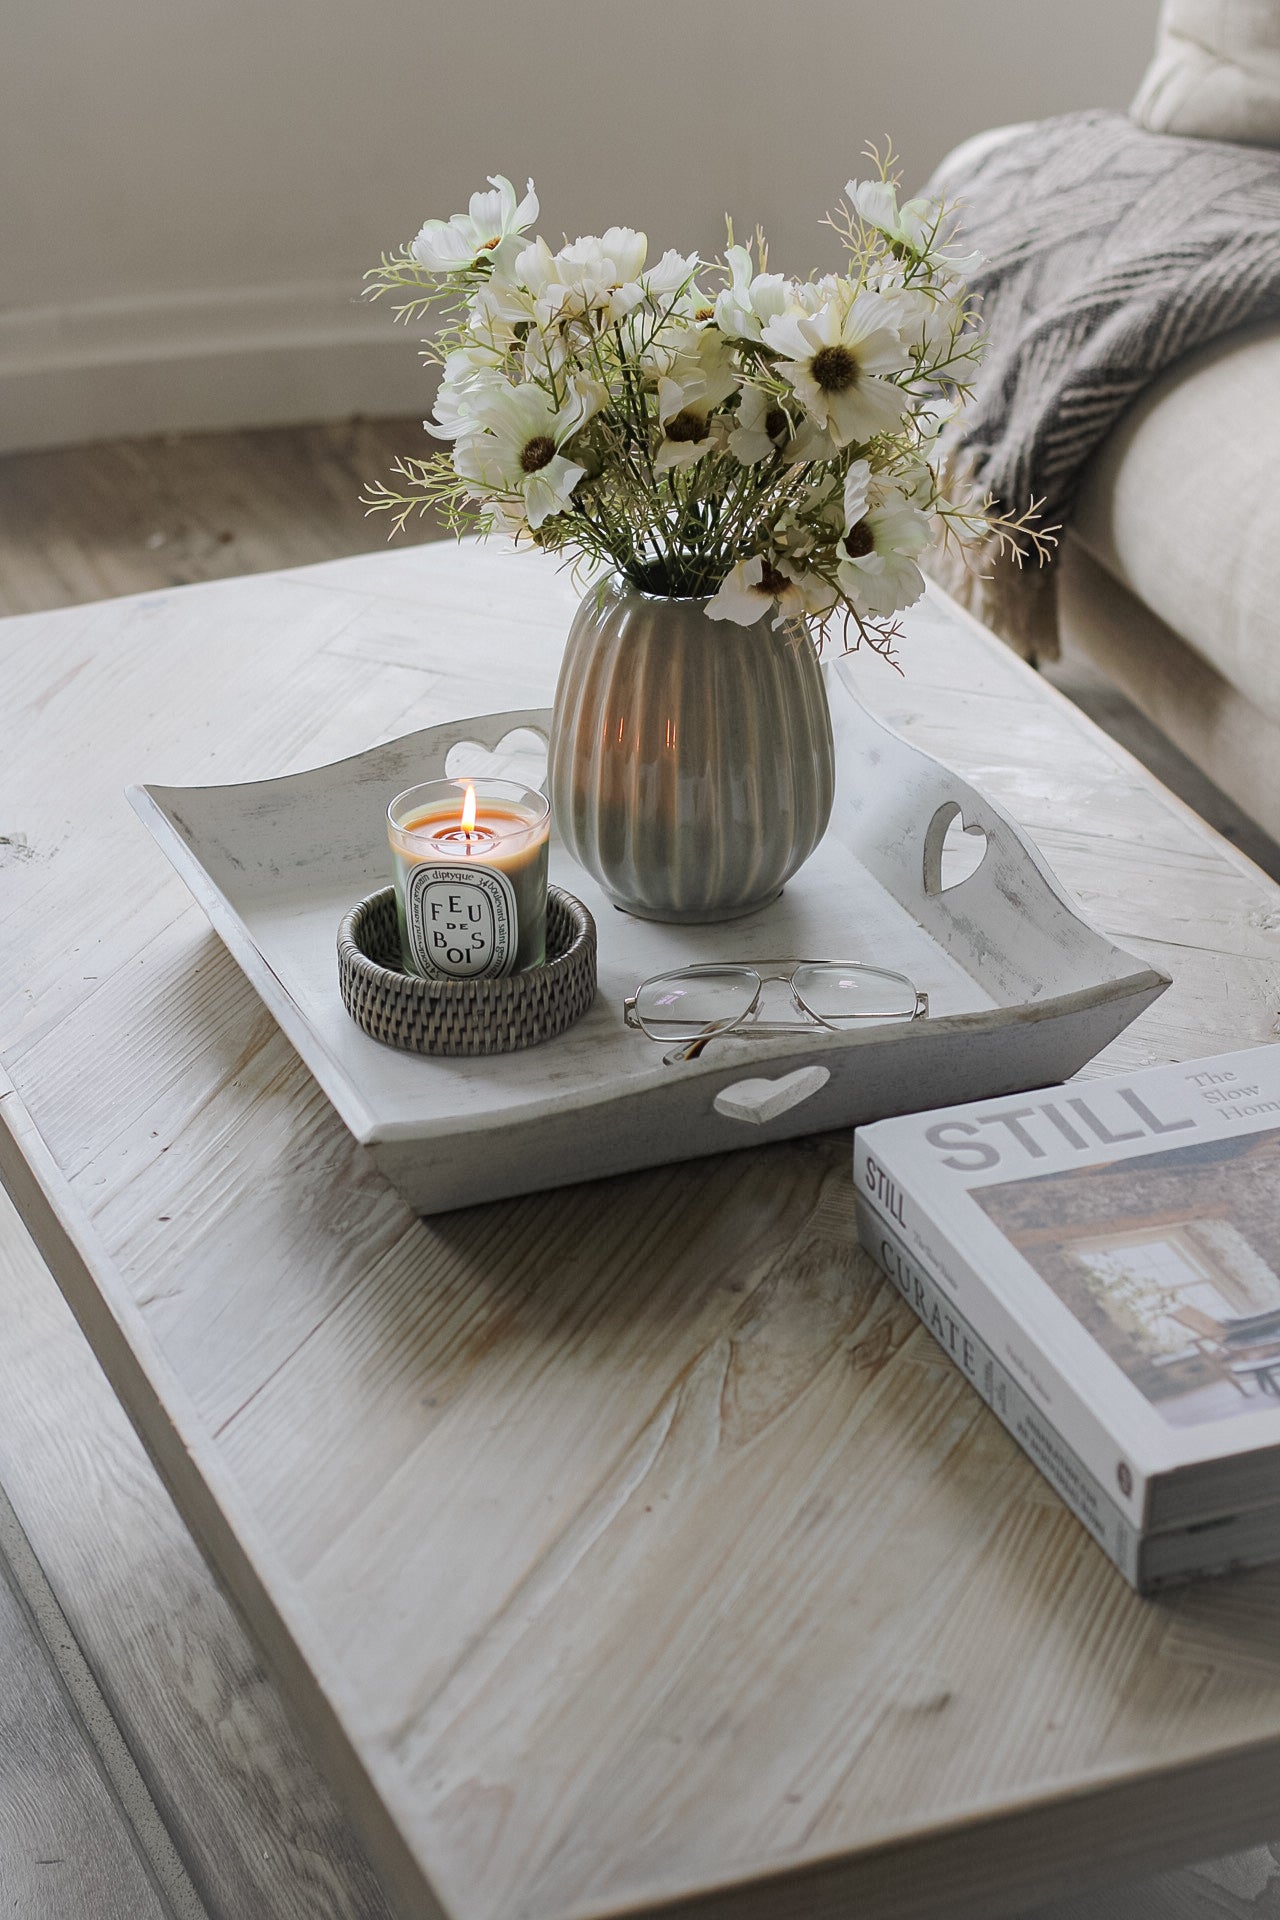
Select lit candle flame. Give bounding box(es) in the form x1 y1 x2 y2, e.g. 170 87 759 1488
460 782 477 833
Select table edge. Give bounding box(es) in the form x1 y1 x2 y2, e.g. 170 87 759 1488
5 1059 1280 1920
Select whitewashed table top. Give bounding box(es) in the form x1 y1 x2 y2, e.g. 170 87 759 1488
4 539 1280 1920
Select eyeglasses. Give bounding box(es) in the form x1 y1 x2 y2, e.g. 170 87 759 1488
624 960 928 1062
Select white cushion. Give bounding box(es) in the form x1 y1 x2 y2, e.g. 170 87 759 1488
1132 0 1280 146
1072 319 1280 723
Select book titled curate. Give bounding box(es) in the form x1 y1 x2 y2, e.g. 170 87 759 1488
853 1043 1280 1591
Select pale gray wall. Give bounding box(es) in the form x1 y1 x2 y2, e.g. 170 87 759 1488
0 0 1163 451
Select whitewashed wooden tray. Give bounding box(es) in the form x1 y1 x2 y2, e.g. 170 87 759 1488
127 659 1169 1213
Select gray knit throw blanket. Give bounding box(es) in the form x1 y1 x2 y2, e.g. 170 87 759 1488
925 110 1280 660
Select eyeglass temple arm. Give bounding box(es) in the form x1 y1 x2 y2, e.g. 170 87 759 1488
665 997 926 1063
664 1033 715 1065
625 996 747 1060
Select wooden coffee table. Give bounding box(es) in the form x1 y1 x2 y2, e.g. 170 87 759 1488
4 541 1280 1920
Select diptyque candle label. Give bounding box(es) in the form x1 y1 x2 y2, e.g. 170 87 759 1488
404 863 518 979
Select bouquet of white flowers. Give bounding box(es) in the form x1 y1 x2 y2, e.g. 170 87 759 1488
364 159 1047 654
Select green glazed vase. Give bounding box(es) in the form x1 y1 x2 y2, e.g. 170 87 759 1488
548 577 836 923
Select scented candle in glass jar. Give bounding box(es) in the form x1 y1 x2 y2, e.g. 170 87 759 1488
387 777 550 980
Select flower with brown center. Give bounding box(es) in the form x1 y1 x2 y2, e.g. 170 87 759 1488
454 377 598 529
835 461 932 618
654 333 739 471
520 434 557 472
410 174 539 274
664 409 711 445
762 292 910 447
727 386 794 467
705 552 837 627
811 344 860 394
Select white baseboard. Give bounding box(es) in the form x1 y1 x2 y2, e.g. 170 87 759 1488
0 280 430 454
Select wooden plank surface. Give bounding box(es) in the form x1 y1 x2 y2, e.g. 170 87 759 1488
0 1514 173 1920
0 1182 396 1920
0 418 436 618
6 539 1280 1920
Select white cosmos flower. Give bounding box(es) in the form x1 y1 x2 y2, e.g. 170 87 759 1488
836 465 932 617
654 389 729 469
705 554 790 626
654 330 738 470
763 292 910 448
507 238 565 323
728 385 792 465
483 494 535 539
714 246 789 342
426 348 510 442
516 228 650 327
850 179 900 238
467 277 533 340
772 503 816 561
774 558 837 624
667 325 738 399
453 379 597 529
843 457 873 527
870 265 981 374
848 177 982 276
642 248 701 304
706 553 836 628
411 176 539 275
636 302 723 378
791 273 844 317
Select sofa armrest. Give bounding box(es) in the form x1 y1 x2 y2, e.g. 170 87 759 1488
1074 318 1280 725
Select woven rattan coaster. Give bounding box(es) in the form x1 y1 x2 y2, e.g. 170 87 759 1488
338 885 597 1056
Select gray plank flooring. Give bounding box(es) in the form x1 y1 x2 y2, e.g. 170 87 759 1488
2 417 1279 1920
0 1186 395 1920
0 417 438 619
0 1507 174 1920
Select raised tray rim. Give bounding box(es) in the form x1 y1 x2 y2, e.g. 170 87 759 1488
126 679 1169 1152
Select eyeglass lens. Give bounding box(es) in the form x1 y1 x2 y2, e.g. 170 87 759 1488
792 963 919 1024
633 963 918 1040
633 967 758 1040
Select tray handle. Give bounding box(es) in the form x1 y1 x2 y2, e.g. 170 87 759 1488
712 1065 832 1125
430 716 550 785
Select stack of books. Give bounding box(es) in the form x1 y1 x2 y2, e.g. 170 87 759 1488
855 1044 1280 1591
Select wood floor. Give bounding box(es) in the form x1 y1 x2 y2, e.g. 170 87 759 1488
0 417 441 618
0 1484 176 1920
3 417 1279 1920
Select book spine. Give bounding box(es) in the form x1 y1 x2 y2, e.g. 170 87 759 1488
853 1132 1151 1532
855 1196 1143 1587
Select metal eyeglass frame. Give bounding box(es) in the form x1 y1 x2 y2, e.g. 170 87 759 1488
623 959 929 1063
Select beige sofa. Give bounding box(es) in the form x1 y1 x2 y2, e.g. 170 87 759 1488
943 1 1280 842
1061 318 1280 841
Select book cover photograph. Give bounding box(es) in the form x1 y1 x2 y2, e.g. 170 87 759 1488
854 1046 1280 1588
973 1129 1280 1430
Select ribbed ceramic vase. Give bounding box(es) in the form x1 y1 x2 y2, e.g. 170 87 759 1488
548 578 835 923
